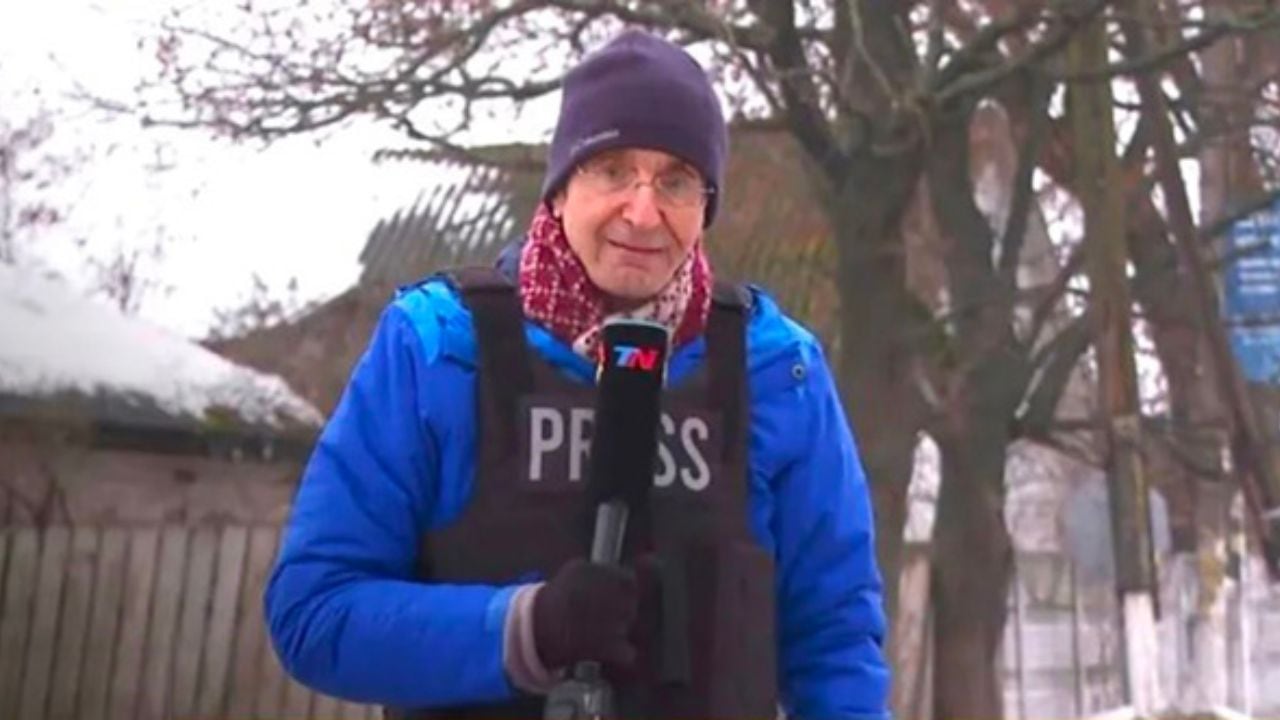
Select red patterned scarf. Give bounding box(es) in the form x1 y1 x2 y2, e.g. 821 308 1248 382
518 203 711 361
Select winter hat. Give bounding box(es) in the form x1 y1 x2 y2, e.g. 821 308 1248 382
541 29 728 226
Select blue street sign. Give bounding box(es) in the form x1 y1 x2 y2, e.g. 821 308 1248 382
1230 325 1280 384
1225 196 1280 383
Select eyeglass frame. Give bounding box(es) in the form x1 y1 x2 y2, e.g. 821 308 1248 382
571 153 715 209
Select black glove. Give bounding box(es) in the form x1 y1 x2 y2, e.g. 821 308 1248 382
533 558 639 671
620 553 665 683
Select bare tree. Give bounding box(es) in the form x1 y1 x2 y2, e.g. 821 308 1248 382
78 229 176 316
207 273 320 341
0 101 75 264
119 1 1280 717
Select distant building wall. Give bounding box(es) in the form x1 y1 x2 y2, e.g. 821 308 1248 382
1 439 300 527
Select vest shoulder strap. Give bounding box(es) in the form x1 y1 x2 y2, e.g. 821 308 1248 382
710 279 753 313
445 266 516 294
444 266 532 455
706 280 750 461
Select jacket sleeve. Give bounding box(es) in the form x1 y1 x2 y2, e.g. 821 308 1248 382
264 302 520 707
774 345 891 720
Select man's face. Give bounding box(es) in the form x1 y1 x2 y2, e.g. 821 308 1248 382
553 147 709 303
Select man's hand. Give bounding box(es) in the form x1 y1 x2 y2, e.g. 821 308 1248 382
533 558 640 671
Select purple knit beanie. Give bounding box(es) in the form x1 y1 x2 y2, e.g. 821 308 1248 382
541 30 728 227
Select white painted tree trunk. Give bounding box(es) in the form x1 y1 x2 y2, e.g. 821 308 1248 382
1188 486 1233 713
1121 592 1163 716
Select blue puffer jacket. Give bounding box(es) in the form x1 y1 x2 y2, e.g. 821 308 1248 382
264 263 890 719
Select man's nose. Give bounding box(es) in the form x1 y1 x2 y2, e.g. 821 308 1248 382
621 182 664 229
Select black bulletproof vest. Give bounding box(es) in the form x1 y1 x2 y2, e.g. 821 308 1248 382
390 267 776 720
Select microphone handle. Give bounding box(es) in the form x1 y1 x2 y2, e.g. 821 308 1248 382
543 501 629 719
590 500 629 566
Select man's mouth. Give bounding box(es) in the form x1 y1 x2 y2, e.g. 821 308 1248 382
607 239 663 254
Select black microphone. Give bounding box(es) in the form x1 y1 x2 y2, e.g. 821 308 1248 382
544 318 670 720
586 318 670 564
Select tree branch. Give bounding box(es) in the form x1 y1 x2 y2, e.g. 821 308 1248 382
1026 246 1086 351
919 0 948 93
1121 107 1154 170
936 0 1112 105
747 0 847 181
832 0 853 97
998 71 1052 285
1017 312 1094 440
1052 7 1280 82
546 0 827 50
846 0 901 106
1198 187 1280 242
930 4 1046 92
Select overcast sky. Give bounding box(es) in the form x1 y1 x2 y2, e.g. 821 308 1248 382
0 0 560 338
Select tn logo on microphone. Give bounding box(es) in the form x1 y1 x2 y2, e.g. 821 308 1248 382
612 344 661 371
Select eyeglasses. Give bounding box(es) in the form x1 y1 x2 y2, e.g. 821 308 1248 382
575 156 713 209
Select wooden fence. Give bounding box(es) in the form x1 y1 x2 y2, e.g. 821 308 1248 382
0 524 380 720
15 525 1279 720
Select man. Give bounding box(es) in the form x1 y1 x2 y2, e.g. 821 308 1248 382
266 28 889 719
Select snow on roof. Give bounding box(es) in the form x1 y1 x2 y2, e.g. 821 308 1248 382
0 262 323 430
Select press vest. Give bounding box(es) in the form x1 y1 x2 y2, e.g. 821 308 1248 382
392 267 777 719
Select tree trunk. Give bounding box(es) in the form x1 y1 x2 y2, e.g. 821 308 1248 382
1071 10 1164 711
829 148 927 636
921 99 1031 720
931 421 1014 720
930 350 1021 720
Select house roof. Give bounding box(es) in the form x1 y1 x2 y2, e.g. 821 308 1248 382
358 160 536 287
0 262 323 459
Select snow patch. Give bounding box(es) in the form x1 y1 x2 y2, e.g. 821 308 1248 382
0 262 323 429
